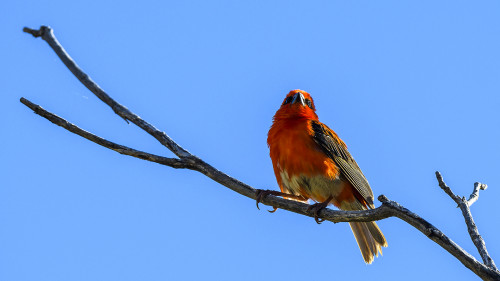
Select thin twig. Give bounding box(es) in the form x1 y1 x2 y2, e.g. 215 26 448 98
20 98 192 169
469 182 488 206
436 171 460 203
436 172 498 271
22 25 500 280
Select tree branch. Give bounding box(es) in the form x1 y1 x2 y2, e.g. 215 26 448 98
469 182 488 206
22 26 190 159
22 25 500 281
436 172 498 271
20 97 192 169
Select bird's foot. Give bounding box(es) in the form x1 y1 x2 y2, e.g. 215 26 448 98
255 190 307 213
255 189 281 212
307 196 333 224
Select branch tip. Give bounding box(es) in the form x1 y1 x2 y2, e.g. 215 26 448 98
23 26 51 38
377 194 388 203
435 171 443 181
475 182 488 191
20 97 36 109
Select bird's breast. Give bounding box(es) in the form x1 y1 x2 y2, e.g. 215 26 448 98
268 119 344 202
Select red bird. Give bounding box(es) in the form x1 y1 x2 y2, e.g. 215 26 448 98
265 89 387 264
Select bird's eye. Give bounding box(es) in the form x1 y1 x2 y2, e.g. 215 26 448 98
305 99 313 109
283 96 293 105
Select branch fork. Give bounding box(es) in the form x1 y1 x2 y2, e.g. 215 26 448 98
22 25 500 280
436 172 497 271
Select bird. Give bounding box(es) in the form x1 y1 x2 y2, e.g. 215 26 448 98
263 89 387 264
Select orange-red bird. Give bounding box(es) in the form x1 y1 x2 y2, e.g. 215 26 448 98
267 89 387 264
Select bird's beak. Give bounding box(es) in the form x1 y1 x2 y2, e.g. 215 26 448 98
291 92 305 106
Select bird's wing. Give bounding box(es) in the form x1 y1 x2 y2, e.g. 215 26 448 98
310 120 375 207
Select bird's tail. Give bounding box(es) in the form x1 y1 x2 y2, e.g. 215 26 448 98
349 221 388 264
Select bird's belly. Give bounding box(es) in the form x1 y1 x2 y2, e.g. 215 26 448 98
280 171 347 203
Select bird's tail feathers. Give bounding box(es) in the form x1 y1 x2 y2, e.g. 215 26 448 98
349 221 387 264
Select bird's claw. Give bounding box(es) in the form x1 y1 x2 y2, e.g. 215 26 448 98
268 206 278 213
307 196 332 224
255 189 279 212
307 203 327 224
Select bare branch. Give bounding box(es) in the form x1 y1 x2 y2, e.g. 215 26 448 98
436 172 498 272
469 182 488 206
20 97 191 169
436 171 461 204
459 196 498 272
23 27 44 37
22 25 190 159
22 25 500 280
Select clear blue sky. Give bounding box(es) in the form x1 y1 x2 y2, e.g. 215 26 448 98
2 1 500 280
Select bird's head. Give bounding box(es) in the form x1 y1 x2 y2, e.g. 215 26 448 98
273 89 318 120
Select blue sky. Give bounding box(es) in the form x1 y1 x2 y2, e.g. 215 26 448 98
2 1 500 280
